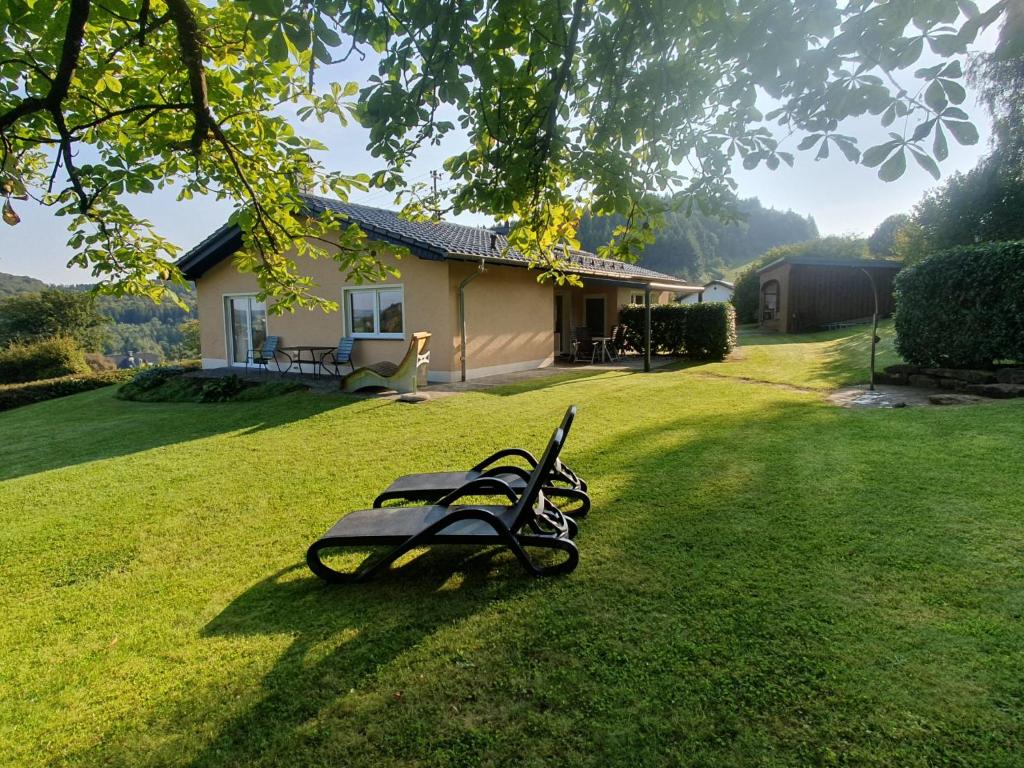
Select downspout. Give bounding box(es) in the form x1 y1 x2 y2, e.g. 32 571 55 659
459 259 487 382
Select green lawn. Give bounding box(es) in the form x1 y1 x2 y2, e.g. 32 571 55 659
1 326 1022 767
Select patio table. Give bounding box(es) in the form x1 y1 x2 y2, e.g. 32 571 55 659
592 336 613 363
280 345 336 378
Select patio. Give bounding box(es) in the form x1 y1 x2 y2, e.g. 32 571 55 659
188 354 683 395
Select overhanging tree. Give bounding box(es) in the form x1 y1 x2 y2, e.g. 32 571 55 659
0 0 1018 311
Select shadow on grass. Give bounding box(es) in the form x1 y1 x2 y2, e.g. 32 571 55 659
52 394 1023 766
186 549 534 767
177 402 848 766
0 387 375 483
810 322 900 387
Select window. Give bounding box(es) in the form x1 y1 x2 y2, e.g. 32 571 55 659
224 295 267 365
630 292 645 305
344 286 405 338
761 280 780 321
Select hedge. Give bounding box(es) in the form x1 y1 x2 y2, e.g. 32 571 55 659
118 366 305 403
0 335 90 384
894 241 1024 369
619 302 736 360
0 370 133 412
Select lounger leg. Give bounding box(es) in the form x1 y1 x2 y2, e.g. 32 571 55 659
542 487 591 519
307 510 579 583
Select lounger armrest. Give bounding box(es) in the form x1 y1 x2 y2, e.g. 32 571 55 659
471 448 539 472
479 465 532 482
435 477 519 507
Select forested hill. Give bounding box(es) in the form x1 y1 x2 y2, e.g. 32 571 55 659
0 272 47 299
0 272 197 358
577 197 818 281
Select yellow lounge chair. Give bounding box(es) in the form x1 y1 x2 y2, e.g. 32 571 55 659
342 332 431 394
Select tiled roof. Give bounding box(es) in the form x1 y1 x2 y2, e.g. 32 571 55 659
178 193 698 289
301 195 692 285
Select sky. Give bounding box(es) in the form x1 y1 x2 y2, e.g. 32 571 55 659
0 24 1000 285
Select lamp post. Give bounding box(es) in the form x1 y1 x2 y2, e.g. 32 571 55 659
859 267 880 391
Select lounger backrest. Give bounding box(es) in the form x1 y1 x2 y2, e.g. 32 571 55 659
511 426 567 531
335 336 355 362
261 336 279 356
553 405 576 476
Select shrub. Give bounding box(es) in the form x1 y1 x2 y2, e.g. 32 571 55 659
619 302 736 360
0 370 132 412
0 289 107 350
0 335 90 384
732 266 760 323
118 368 304 403
683 302 738 359
894 241 1024 369
85 353 116 372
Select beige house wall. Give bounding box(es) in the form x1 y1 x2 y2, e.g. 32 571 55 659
559 284 674 338
447 261 555 380
196 246 454 374
195 243 560 381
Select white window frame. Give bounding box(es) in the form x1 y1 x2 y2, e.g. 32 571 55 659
343 285 406 339
223 293 268 367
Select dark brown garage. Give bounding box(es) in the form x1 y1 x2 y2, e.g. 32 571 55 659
758 257 902 334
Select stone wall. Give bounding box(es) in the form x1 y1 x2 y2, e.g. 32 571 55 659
878 365 1024 399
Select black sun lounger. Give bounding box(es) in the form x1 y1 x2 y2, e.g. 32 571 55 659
373 405 590 518
306 426 580 582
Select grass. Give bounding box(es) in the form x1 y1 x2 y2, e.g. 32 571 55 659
698 320 903 390
1 325 1022 767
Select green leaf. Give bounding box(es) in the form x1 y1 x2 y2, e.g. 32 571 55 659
924 79 947 112
878 148 907 182
933 124 949 161
268 27 289 61
862 141 898 168
909 147 940 180
797 134 821 151
940 78 966 105
945 119 979 145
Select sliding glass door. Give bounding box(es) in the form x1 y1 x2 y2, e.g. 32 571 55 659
225 295 267 365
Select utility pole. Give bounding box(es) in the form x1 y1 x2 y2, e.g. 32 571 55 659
430 170 440 221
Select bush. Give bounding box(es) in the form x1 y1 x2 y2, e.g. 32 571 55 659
118 368 304 403
85 352 116 372
894 241 1024 369
619 302 736 360
732 266 760 323
0 289 107 350
0 335 90 384
0 370 133 412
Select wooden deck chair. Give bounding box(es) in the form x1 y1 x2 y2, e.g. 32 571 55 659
373 405 590 518
342 332 431 394
305 425 579 582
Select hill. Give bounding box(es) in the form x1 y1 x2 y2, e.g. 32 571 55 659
0 272 48 299
577 197 818 282
0 273 197 359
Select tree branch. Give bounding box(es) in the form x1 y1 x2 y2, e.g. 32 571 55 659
165 0 214 155
0 0 91 134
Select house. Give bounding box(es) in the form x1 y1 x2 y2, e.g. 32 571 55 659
177 196 700 381
678 279 734 305
757 256 901 333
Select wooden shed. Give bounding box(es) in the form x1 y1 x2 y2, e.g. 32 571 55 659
757 257 902 334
